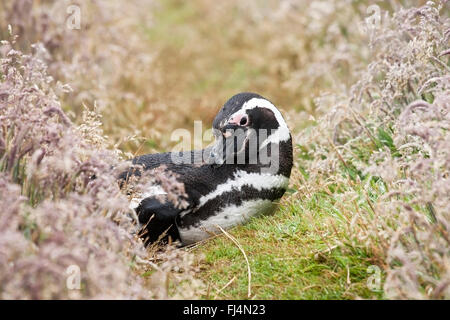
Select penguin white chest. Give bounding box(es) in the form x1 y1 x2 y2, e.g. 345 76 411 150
178 199 277 245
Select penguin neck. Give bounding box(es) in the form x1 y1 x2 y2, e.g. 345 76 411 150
228 136 293 177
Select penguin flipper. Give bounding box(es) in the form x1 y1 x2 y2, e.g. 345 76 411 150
136 196 184 245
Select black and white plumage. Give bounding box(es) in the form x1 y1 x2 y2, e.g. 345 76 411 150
120 92 293 246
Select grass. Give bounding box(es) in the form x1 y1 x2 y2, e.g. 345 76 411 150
192 120 401 299
191 161 389 300
193 197 383 299
1 0 447 299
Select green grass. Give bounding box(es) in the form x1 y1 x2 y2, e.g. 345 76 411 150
191 129 397 299
191 193 384 299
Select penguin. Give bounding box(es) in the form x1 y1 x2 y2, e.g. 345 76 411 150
119 92 293 246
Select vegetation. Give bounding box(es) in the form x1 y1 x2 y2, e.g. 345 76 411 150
0 0 448 299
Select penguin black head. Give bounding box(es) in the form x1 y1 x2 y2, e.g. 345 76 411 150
209 92 291 167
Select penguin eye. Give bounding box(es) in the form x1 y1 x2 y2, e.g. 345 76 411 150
240 116 248 126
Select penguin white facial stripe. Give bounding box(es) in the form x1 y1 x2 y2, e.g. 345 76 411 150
228 98 290 148
179 199 276 245
196 170 289 209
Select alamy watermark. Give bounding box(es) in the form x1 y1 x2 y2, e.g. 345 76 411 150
169 122 282 174
66 264 81 290
366 265 382 292
365 4 381 31
66 5 81 30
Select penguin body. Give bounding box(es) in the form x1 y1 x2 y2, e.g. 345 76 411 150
120 93 293 245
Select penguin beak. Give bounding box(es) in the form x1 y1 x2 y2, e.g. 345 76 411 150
208 142 224 165
208 129 228 165
208 124 249 166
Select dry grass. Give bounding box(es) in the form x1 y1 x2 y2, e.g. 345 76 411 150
0 30 202 300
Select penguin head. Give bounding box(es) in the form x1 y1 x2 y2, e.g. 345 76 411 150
209 92 291 166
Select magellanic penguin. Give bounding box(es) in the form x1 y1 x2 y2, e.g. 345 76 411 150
120 92 293 246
